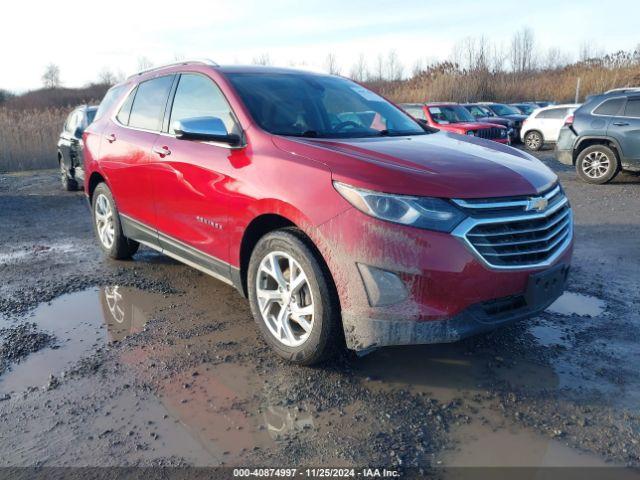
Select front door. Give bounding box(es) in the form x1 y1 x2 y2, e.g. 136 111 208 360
150 73 242 279
608 97 640 161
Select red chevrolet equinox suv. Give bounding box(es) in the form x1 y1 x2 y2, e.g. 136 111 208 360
84 60 573 365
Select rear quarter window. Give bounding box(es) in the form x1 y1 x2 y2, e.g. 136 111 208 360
593 98 625 116
95 85 127 121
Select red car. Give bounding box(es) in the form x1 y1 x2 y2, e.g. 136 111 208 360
401 102 510 144
84 60 573 365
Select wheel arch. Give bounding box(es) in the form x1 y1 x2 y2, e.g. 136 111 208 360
237 213 339 309
87 171 108 203
573 136 622 165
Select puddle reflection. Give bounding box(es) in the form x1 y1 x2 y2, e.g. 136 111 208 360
0 286 162 393
546 291 606 317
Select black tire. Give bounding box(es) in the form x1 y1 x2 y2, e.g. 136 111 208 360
92 183 139 259
247 228 341 365
524 130 543 151
59 158 78 191
576 144 620 184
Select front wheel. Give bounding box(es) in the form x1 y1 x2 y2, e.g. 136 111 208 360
576 145 620 184
247 229 341 365
92 183 139 259
524 131 543 151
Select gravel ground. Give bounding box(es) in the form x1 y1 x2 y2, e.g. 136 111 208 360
0 152 639 477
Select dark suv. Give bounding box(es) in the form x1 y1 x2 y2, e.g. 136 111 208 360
556 89 640 183
58 105 97 190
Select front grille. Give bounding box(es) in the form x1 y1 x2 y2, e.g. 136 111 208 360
476 127 504 140
452 185 573 269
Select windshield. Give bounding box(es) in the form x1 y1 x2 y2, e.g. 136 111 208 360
488 104 520 116
428 105 475 124
465 105 491 117
225 72 426 138
512 104 535 115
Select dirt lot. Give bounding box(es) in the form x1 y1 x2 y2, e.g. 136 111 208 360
1 150 640 477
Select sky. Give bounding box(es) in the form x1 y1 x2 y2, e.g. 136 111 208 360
2 0 639 92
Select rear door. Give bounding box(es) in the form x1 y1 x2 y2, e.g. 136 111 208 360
608 97 640 161
99 75 175 230
149 72 242 274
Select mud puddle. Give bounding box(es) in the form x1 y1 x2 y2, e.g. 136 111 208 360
352 342 618 469
546 291 606 317
0 286 164 393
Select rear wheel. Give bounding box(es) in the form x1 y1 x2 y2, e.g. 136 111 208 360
524 131 543 151
92 183 139 259
60 159 78 191
247 229 341 365
576 145 620 184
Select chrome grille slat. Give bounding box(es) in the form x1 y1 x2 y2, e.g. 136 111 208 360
472 216 571 247
480 227 570 257
452 184 573 269
468 207 570 238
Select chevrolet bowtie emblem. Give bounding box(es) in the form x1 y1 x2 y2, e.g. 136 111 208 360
526 196 548 212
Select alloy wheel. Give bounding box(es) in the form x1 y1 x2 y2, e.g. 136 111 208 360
525 132 541 150
94 193 115 249
581 151 611 179
255 251 314 347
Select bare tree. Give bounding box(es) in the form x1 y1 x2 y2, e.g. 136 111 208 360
579 40 604 62
325 52 341 75
41 63 61 89
374 53 385 81
97 68 118 86
137 56 154 71
173 52 186 61
543 47 571 70
252 53 271 66
509 27 536 72
386 50 403 81
349 53 368 82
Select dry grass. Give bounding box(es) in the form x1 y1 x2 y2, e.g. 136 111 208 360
0 107 67 172
368 61 640 104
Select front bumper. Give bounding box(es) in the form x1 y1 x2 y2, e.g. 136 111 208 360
312 207 573 351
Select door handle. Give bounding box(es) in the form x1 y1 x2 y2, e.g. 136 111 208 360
105 133 116 143
613 121 629 126
152 145 171 157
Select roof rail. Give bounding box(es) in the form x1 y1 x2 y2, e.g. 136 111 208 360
604 87 640 94
128 58 219 79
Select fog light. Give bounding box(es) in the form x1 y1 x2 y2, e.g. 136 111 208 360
357 263 408 307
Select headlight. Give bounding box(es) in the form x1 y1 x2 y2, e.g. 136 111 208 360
333 182 467 232
466 130 476 136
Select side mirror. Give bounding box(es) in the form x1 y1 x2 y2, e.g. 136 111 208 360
73 126 84 139
173 116 241 146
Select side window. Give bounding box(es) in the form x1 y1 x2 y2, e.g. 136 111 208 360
169 74 239 135
404 107 426 120
116 87 137 125
593 98 624 116
623 99 640 117
95 85 127 121
128 76 174 131
537 108 568 119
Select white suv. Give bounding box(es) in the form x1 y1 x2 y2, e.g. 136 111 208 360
521 104 580 151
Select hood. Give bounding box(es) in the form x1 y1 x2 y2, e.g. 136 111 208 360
504 114 528 122
272 131 556 199
476 116 511 127
438 122 501 131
